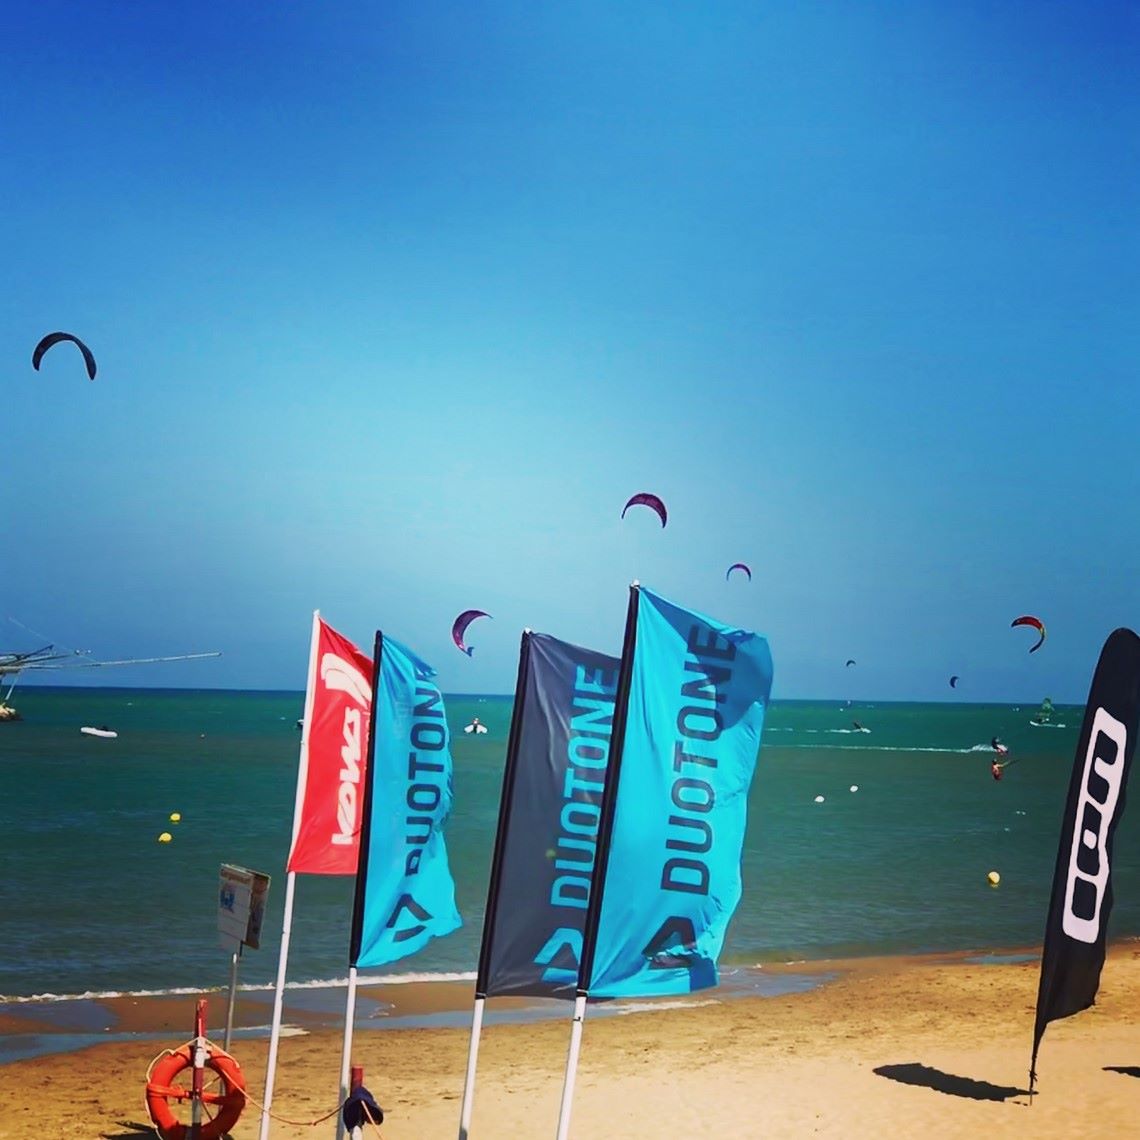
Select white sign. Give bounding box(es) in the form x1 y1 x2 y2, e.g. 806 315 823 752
218 864 271 952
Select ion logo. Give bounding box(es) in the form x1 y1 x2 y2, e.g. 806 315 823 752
1062 707 1127 944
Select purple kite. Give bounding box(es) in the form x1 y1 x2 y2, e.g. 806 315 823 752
726 562 752 582
452 609 491 656
621 492 667 528
32 332 97 381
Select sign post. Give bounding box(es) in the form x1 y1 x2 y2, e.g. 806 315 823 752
218 864 271 1052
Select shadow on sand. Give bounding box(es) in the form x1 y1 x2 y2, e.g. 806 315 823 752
102 1124 235 1140
1104 1065 1140 1079
873 1062 1028 1102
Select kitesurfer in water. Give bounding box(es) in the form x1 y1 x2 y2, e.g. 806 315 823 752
990 737 1010 781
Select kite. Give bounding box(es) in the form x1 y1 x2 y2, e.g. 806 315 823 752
1011 615 1046 654
726 562 751 582
621 492 667 528
32 332 97 381
845 659 856 668
452 610 491 656
949 675 959 688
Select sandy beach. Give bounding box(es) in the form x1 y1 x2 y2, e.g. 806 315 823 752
3 943 1140 1138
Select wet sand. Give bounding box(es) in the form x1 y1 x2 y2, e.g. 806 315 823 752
3 944 1140 1137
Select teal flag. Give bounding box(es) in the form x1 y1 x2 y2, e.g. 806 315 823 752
589 587 772 997
352 635 461 967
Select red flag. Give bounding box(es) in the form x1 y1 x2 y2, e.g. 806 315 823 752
287 617 373 875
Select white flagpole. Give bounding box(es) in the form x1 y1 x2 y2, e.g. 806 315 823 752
334 966 360 1140
259 609 322 1140
337 628 383 1140
458 629 535 1140
554 994 588 1140
555 585 640 1140
223 946 241 1053
457 996 486 1140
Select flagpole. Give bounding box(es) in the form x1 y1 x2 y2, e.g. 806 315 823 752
554 585 640 1140
259 609 322 1140
336 966 360 1140
457 997 485 1140
337 630 384 1140
458 631 533 1140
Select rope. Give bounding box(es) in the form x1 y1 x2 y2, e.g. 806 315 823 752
234 1082 344 1128
362 1099 385 1136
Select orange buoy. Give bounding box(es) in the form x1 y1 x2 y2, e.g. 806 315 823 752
145 1043 246 1140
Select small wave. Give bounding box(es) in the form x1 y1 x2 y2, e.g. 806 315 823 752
609 999 719 1016
781 743 999 755
0 970 478 1005
826 728 871 734
286 971 476 990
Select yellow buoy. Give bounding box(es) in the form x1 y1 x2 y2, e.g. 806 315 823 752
158 832 173 844
987 870 1000 886
169 812 182 823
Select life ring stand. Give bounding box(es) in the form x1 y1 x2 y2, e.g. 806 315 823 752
145 1043 246 1140
144 1000 246 1140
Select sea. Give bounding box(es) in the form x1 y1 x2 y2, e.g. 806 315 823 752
2 688 1137 1004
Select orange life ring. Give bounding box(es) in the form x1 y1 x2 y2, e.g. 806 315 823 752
145 1043 246 1140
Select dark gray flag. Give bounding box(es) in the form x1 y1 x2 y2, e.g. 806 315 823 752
477 632 619 999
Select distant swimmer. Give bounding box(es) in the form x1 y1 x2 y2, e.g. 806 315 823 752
464 716 488 735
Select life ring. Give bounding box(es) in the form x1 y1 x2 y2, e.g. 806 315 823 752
145 1043 246 1140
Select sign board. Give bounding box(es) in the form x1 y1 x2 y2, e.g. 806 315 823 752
218 864 271 952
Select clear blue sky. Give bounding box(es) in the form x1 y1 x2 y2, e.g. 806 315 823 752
3 2 1137 701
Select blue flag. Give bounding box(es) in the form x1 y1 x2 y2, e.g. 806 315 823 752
352 635 461 967
588 587 773 997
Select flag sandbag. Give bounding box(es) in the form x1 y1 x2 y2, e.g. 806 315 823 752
350 634 461 967
479 632 620 998
1031 627 1140 1087
586 585 773 998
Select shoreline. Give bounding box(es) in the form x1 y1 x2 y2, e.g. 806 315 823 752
0 939 1105 1062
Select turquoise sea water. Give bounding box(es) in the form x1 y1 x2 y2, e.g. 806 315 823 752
2 687 1136 1002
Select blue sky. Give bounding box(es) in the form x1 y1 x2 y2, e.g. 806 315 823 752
3 2 1137 700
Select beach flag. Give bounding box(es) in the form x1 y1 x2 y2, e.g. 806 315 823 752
587 585 773 997
261 611 372 1140
555 584 772 1140
338 631 461 1139
1030 627 1140 1093
349 631 461 967
287 617 373 874
458 631 619 1139
479 631 620 999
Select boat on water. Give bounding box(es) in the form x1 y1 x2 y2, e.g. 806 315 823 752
81 725 117 739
